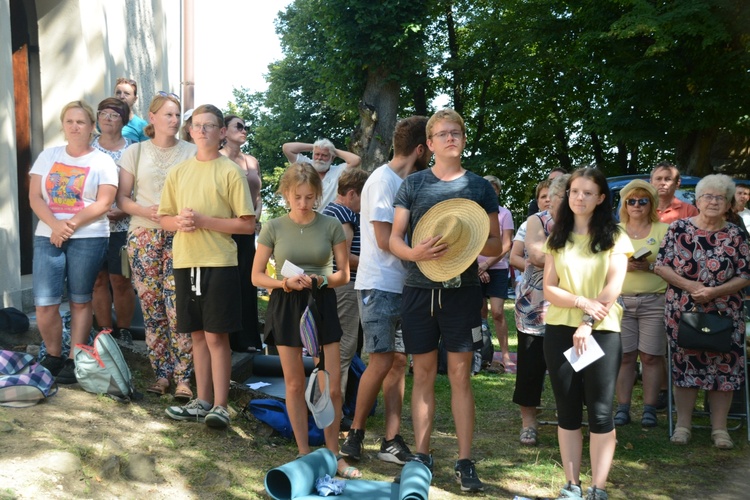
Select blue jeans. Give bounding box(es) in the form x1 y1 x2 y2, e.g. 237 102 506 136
33 235 108 306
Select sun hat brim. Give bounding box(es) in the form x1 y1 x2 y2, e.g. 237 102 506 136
412 199 490 282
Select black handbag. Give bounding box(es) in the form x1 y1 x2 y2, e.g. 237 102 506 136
677 310 734 353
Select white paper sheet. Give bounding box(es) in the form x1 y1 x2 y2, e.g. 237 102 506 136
280 260 304 278
563 336 605 372
246 382 272 390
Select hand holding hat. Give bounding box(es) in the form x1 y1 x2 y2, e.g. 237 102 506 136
412 199 490 282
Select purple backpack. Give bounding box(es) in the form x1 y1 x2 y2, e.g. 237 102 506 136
0 350 57 407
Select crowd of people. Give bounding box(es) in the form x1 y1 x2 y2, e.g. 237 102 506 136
28 80 750 498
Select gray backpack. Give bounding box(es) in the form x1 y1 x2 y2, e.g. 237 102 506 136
74 330 134 402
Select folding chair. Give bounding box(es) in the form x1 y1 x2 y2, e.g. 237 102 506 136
667 310 750 443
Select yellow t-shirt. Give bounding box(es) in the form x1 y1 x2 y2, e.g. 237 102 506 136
543 231 633 331
158 156 254 268
619 222 669 295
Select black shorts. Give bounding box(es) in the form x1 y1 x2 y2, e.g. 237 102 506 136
101 231 128 275
512 331 547 408
174 266 242 334
400 286 483 355
264 287 343 347
480 268 509 299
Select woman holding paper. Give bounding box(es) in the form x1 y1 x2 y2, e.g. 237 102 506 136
542 168 632 500
613 180 669 428
251 163 359 478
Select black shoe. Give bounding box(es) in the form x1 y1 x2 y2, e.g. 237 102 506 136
655 390 668 412
377 434 413 465
56 358 77 385
117 328 134 346
394 452 433 483
454 458 484 492
39 355 65 376
340 428 364 461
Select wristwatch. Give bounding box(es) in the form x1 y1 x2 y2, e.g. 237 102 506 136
581 314 595 327
318 276 328 289
648 263 655 271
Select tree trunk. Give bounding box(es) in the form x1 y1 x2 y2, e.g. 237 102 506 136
676 128 718 176
444 1 462 113
350 66 399 172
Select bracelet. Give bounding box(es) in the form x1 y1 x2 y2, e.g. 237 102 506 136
574 296 583 309
281 277 291 293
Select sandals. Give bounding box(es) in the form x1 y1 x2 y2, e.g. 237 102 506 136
174 383 193 401
641 406 657 428
614 408 631 426
146 379 169 396
670 426 691 445
336 457 362 479
519 426 538 446
712 429 734 450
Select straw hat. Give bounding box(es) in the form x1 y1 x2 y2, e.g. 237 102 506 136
619 179 657 202
413 199 490 282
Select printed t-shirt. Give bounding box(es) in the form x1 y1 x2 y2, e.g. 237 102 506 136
29 145 119 238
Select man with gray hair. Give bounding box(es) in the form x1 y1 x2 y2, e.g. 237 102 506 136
283 138 362 211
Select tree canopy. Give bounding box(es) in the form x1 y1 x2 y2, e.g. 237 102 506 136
230 0 750 221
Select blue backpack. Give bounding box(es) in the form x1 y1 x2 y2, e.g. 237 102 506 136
247 399 326 446
0 350 57 407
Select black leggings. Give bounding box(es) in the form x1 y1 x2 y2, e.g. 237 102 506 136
543 325 622 433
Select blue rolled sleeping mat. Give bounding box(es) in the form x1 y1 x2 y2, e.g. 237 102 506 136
265 448 432 500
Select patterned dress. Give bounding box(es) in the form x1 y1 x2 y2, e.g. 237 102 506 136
514 210 554 335
656 219 750 391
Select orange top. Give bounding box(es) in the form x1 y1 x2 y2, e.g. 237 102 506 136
657 197 698 224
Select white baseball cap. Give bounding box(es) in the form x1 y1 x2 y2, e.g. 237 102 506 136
305 368 334 429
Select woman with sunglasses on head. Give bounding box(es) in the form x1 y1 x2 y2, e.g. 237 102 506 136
542 168 632 500
116 92 197 399
220 115 263 352
654 174 750 449
113 77 149 143
91 98 138 344
31 100 118 383
612 180 669 430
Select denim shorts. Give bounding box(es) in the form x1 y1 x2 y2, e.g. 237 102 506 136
33 235 108 306
358 289 404 354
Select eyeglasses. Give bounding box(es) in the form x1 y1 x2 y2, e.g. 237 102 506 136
626 197 650 206
430 130 464 141
190 123 220 132
566 189 600 200
699 194 726 203
156 91 180 100
97 111 121 121
233 122 247 131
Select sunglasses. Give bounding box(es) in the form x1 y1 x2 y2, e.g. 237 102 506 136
156 91 180 100
233 122 248 132
626 197 650 206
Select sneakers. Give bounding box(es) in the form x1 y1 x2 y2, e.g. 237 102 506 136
377 434 413 465
394 453 433 483
115 328 133 346
340 428 365 460
55 358 77 385
557 482 583 499
165 399 210 421
454 458 484 492
39 354 65 377
586 486 608 500
205 405 230 429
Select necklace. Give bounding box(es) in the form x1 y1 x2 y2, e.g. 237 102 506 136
290 214 316 234
626 223 650 239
